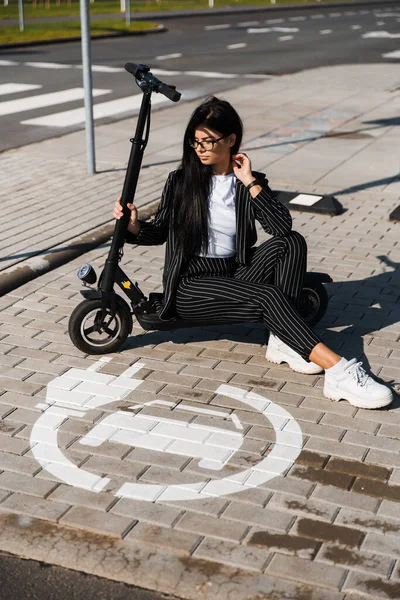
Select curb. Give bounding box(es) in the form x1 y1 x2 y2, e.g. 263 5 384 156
0 23 165 50
1 0 398 49
0 201 160 296
0 190 344 296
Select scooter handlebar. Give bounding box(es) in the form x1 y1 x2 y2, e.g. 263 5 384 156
125 62 181 102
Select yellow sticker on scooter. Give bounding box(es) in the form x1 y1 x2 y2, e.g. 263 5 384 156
122 280 131 289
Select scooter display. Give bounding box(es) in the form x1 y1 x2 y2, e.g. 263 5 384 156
68 63 332 355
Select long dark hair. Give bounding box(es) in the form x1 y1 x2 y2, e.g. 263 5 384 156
173 96 243 257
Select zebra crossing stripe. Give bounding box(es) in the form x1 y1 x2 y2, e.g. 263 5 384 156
21 93 167 128
24 61 73 69
0 83 42 96
0 88 111 117
383 50 400 58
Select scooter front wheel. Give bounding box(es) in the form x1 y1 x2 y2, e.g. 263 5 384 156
68 296 133 355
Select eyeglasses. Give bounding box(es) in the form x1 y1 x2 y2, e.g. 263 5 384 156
189 135 227 151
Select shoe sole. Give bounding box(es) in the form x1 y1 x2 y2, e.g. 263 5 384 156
324 390 393 409
266 350 324 375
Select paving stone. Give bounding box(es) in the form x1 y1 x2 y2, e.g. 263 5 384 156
335 507 400 536
377 499 400 521
124 522 200 556
321 413 379 434
174 511 248 543
111 497 183 527
293 516 364 547
47 485 116 510
268 492 337 522
343 572 400 600
352 478 400 503
222 500 293 532
0 451 42 476
305 437 366 461
312 485 379 513
290 464 354 490
0 472 57 498
317 543 393 577
246 528 318 559
267 554 346 590
0 492 69 522
193 537 270 572
325 457 390 481
59 505 134 538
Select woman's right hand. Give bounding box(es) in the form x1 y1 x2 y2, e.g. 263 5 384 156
113 197 140 234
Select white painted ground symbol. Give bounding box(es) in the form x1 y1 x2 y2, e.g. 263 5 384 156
31 358 303 502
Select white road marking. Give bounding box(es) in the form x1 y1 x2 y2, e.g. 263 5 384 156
90 65 125 73
0 83 42 96
329 12 341 17
345 11 356 16
151 68 181 76
359 10 369 14
183 70 237 79
31 361 303 502
248 27 299 34
227 43 247 50
238 21 259 26
376 21 385 26
265 18 284 24
289 16 305 21
320 29 332 34
375 12 400 17
205 24 231 30
24 61 73 69
0 88 111 117
0 60 19 66
351 25 362 30
21 93 167 127
155 53 183 60
363 31 400 39
311 14 324 19
279 36 294 42
383 50 400 59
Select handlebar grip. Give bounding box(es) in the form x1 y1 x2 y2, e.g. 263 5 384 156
158 83 181 103
125 62 140 77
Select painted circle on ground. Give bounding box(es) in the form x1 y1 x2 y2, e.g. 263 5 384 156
31 358 303 502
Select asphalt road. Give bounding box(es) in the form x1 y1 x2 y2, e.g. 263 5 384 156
0 1 399 151
0 552 172 600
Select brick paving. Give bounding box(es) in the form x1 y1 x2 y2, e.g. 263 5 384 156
0 63 399 599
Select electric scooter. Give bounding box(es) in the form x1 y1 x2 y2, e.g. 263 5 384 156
68 63 331 355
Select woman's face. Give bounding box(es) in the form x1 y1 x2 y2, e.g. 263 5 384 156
192 127 236 168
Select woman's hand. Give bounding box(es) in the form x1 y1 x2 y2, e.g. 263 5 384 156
113 197 140 235
232 153 256 187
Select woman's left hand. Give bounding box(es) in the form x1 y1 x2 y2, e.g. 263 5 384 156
232 153 255 187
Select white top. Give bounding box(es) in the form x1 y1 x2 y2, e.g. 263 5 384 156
199 173 237 258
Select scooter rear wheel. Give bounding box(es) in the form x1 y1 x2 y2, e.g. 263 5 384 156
68 296 133 355
299 281 329 326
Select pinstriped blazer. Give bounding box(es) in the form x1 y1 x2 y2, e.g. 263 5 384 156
126 170 292 319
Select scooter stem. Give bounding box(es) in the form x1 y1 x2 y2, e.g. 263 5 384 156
100 86 152 293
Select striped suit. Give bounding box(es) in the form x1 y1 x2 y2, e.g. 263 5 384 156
126 170 321 360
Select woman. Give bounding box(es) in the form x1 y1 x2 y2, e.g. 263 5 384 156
114 96 392 411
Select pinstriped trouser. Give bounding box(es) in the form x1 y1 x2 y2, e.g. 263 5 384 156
175 231 321 360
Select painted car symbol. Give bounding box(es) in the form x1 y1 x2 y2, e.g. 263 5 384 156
79 400 244 471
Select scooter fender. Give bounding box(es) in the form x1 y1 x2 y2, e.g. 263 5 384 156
80 289 103 300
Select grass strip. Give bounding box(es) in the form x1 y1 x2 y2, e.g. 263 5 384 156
0 18 158 43
0 0 363 20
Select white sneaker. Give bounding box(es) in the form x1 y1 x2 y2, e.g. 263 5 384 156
323 358 393 409
266 334 324 375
